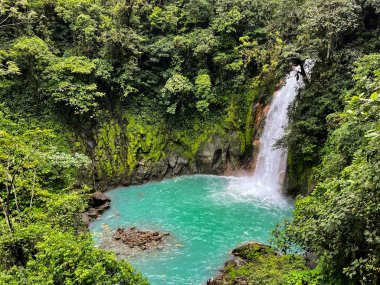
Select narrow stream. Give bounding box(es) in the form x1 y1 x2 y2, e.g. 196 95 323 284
90 66 306 284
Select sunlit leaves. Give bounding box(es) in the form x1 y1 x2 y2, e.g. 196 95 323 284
43 56 104 115
9 36 53 74
161 73 193 114
0 230 148 284
194 73 214 114
149 5 180 33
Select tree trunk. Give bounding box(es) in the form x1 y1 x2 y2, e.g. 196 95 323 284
326 34 332 61
0 196 12 232
29 169 37 211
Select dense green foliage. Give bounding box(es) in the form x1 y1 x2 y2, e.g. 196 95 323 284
0 230 148 284
1 0 380 283
0 0 287 184
272 1 380 284
222 243 324 285
0 0 281 120
275 54 380 284
0 0 283 283
0 108 147 284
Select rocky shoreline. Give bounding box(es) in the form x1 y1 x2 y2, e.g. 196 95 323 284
81 191 111 226
207 242 317 285
81 193 172 257
207 242 271 285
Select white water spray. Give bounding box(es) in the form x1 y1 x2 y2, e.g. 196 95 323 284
250 68 301 193
216 62 313 206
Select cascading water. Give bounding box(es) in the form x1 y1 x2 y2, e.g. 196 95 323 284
219 63 312 205
252 68 301 192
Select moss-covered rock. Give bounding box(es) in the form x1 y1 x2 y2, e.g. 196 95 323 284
85 111 252 188
207 242 312 285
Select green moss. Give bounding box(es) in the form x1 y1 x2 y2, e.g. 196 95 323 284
91 96 260 181
232 243 272 261
124 115 166 174
225 247 309 285
93 119 129 179
170 117 226 159
91 115 171 180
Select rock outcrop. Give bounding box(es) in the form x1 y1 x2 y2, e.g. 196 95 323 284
113 227 170 250
80 192 111 226
206 242 272 285
82 116 258 190
195 133 246 174
207 242 312 285
126 153 196 185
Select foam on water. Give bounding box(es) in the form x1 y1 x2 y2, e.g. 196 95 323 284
210 176 291 209
220 62 313 204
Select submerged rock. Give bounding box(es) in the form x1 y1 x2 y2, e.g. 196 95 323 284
113 227 170 250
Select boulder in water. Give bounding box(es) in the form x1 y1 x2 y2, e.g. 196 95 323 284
207 242 309 285
113 227 170 250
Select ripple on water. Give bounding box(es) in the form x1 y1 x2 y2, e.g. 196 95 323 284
90 175 293 285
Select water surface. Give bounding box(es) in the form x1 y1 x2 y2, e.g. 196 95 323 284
90 175 293 285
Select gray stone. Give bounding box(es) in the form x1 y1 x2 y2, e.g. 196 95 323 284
173 157 189 175
80 212 90 227
196 136 226 173
168 155 178 168
152 158 169 179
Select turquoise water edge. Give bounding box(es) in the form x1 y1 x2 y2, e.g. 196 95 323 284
90 175 293 285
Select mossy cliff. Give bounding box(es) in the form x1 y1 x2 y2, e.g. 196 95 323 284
85 113 247 189
71 77 277 190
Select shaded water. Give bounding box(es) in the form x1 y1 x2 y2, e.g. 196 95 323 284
90 175 293 285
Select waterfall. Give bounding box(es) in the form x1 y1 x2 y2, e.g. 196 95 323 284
216 62 313 206
250 68 301 194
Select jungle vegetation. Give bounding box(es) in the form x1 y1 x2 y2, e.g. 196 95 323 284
0 0 379 284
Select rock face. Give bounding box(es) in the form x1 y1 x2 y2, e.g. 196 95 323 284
195 133 246 174
85 118 259 190
245 101 271 173
113 227 170 251
92 191 111 206
127 153 195 185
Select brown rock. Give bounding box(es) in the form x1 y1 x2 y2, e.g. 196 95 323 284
92 191 111 207
113 227 170 251
206 275 224 285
